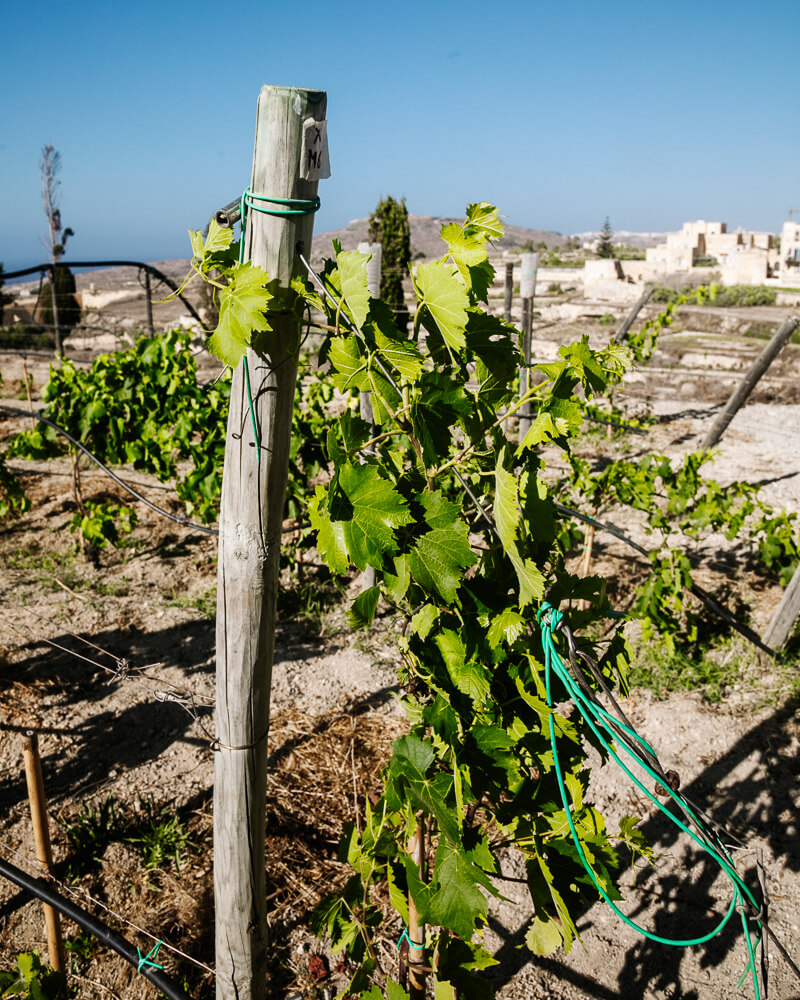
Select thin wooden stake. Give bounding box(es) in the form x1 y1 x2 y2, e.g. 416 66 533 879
214 85 326 1000
143 268 154 335
503 261 514 323
406 817 426 1000
22 732 66 977
701 315 800 451
761 563 800 654
612 285 653 344
577 523 595 611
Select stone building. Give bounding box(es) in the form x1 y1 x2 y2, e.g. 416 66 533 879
644 220 780 284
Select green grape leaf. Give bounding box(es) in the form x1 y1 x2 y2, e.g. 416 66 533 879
428 843 494 939
487 610 527 648
202 218 235 258
465 202 504 242
410 603 439 640
348 586 380 630
419 489 462 530
408 520 476 605
374 327 425 382
325 464 413 571
494 455 545 606
415 260 469 353
188 228 205 261
309 486 349 575
384 553 410 602
208 261 272 367
436 630 491 705
337 250 370 328
525 915 564 956
327 336 370 391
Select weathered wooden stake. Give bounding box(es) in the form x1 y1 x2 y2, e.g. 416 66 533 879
701 315 800 451
612 284 653 344
143 268 154 335
214 84 326 1000
22 732 65 977
761 563 800 654
503 260 514 323
518 253 537 443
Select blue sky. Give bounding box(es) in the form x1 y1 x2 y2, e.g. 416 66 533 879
1 0 798 272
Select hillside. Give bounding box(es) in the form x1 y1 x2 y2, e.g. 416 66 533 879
311 213 566 262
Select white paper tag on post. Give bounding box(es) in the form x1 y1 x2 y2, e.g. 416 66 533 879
300 119 330 180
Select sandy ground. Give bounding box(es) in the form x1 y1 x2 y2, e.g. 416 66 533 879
1 296 799 999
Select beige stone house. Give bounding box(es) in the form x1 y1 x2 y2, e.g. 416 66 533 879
645 220 780 284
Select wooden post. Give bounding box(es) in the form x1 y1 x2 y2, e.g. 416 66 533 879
143 268 154 335
701 315 800 451
761 563 800 653
22 732 65 977
503 260 514 323
518 253 537 443
612 284 653 343
214 84 326 1000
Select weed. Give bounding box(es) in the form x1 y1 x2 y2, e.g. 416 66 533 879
91 576 130 597
127 797 197 871
0 951 65 999
57 794 123 878
64 931 94 971
628 637 751 702
5 541 76 575
599 312 616 326
57 793 197 878
167 585 216 620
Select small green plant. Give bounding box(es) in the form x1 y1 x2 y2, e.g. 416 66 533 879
0 453 30 522
58 794 124 878
64 931 94 972
127 797 197 871
0 951 65 999
69 500 137 551
599 312 616 326
629 637 748 702
58 794 196 878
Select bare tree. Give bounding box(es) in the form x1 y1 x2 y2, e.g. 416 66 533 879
40 145 75 353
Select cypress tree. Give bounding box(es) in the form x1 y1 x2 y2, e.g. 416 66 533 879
368 196 411 330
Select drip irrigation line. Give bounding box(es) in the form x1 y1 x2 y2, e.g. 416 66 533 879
551 501 779 659
0 854 194 998
0 840 213 981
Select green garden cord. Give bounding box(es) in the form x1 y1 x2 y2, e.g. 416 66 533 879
235 186 320 455
537 602 763 998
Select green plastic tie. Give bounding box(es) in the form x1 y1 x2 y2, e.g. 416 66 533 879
537 601 762 999
137 941 164 974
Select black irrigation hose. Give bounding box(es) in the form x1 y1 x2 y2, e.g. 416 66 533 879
553 501 780 660
0 856 192 1000
0 403 219 536
3 260 203 327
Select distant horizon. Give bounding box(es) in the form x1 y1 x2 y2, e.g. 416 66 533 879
4 211 792 281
